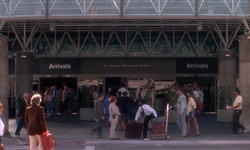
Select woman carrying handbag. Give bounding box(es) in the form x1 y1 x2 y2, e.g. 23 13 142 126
25 94 49 150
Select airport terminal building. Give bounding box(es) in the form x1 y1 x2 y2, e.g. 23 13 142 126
0 0 250 128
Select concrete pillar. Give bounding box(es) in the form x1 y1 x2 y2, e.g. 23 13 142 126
218 50 237 103
0 35 9 134
239 34 250 129
15 52 33 99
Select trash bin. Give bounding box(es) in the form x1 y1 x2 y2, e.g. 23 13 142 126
154 94 167 116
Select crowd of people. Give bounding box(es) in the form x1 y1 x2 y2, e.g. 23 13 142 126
43 85 76 117
90 83 141 140
176 85 248 137
176 87 201 137
0 81 245 150
90 82 248 140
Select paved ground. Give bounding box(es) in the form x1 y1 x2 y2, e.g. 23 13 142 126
2 114 250 150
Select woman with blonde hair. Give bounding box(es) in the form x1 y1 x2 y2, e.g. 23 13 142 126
25 94 48 150
186 89 200 136
109 96 121 140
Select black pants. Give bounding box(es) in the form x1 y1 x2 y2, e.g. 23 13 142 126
143 114 155 138
233 110 245 134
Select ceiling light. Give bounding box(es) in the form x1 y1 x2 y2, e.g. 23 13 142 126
20 55 27 58
225 54 231 57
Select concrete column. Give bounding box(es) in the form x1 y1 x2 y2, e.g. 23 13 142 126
239 34 250 129
15 52 33 99
0 35 9 134
218 50 237 103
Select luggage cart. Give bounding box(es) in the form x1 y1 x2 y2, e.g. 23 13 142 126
150 103 172 140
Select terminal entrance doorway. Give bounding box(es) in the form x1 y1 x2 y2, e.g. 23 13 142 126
39 77 78 115
176 77 217 113
40 77 77 94
105 77 125 96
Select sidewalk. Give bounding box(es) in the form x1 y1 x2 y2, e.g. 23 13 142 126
2 114 250 147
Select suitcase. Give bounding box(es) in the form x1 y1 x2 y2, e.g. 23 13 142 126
151 122 165 134
41 133 56 150
125 122 142 138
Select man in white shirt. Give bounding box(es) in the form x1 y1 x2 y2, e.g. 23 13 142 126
228 88 247 135
193 88 200 103
135 99 157 140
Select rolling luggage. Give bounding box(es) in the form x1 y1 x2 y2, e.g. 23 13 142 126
125 122 142 138
41 133 56 150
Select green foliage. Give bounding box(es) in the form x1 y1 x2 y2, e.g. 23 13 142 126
166 87 178 109
79 86 94 108
217 86 232 109
142 95 152 106
155 85 178 110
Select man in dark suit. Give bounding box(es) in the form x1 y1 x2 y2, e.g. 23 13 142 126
25 94 48 150
91 93 105 138
15 92 30 136
51 85 60 115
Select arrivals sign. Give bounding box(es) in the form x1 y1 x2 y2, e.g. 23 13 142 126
176 58 218 74
24 57 218 75
38 58 81 74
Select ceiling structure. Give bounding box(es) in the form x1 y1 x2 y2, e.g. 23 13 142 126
0 0 250 57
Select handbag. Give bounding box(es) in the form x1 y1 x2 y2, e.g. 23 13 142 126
118 115 126 131
0 143 4 150
119 120 126 131
41 132 56 150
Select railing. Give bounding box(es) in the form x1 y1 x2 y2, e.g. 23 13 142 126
0 0 249 19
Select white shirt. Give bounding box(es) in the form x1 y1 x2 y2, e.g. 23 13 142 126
233 95 243 110
135 104 157 121
198 90 204 103
193 90 199 99
0 117 4 136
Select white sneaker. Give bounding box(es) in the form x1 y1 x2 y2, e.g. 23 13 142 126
143 138 150 141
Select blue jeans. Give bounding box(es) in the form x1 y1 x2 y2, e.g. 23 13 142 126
46 101 54 114
15 118 25 135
